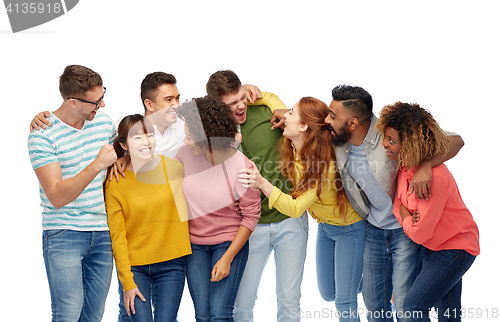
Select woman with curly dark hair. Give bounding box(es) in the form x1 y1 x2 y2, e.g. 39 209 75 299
175 96 261 322
377 102 479 322
238 97 366 322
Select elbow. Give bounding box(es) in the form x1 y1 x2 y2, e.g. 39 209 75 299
46 195 67 209
51 201 65 210
405 230 429 245
456 135 465 150
450 135 464 152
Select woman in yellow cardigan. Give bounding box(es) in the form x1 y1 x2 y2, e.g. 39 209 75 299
238 97 365 322
105 114 191 322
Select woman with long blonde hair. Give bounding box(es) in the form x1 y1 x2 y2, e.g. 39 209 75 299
239 97 366 322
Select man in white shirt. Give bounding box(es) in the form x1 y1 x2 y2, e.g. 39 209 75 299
139 72 185 158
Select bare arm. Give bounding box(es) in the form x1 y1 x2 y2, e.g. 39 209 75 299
411 135 464 200
35 144 117 209
211 225 252 282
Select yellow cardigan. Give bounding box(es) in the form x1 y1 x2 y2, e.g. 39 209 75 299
269 159 363 226
105 155 191 292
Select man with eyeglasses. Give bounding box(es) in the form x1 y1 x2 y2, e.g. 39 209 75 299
28 65 117 321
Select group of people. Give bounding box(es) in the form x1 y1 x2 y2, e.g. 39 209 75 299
28 65 479 322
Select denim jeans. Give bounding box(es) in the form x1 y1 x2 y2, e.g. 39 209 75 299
362 224 422 322
124 257 186 322
233 214 308 322
403 248 476 322
186 241 249 322
42 229 113 322
316 220 366 322
118 273 132 322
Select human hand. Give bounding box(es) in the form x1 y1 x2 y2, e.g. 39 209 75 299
123 287 146 316
211 256 232 282
270 109 289 130
95 144 117 170
237 164 263 189
242 84 263 104
108 155 130 181
412 210 420 225
410 161 432 200
30 111 51 132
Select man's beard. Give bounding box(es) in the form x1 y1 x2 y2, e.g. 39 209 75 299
329 122 351 147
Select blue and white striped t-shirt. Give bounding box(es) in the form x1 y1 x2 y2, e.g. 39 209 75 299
28 111 116 231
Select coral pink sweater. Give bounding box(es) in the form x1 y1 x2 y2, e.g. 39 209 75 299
175 145 261 245
393 164 479 256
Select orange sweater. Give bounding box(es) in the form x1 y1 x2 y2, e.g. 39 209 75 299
393 164 479 256
105 156 191 291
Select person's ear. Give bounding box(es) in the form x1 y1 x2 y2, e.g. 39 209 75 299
119 142 128 151
348 118 359 130
299 124 308 132
144 99 155 113
67 98 77 109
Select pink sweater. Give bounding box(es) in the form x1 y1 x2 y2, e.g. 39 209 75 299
393 164 480 256
175 145 261 245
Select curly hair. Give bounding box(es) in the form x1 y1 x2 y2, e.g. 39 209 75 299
376 102 450 169
178 96 238 152
280 97 348 218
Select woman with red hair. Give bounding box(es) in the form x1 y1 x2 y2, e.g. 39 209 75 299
239 97 365 322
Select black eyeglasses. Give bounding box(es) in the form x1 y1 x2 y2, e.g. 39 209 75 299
68 87 106 108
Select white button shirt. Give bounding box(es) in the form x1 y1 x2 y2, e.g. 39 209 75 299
153 118 186 158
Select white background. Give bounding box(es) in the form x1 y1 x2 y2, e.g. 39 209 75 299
1 1 498 321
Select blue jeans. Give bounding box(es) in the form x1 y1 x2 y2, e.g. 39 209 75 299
233 214 308 322
404 248 476 322
126 257 186 322
118 273 132 322
316 220 366 322
186 241 249 322
42 229 113 322
362 224 422 322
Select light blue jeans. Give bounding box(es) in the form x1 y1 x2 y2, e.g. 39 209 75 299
362 224 422 322
186 241 249 322
316 220 366 322
233 214 308 322
42 229 113 322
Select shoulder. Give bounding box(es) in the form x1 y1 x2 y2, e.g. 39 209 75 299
245 104 273 122
162 155 184 169
93 111 115 130
431 164 452 185
174 144 190 161
95 110 113 121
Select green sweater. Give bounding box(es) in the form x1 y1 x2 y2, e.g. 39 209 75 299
241 105 291 224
